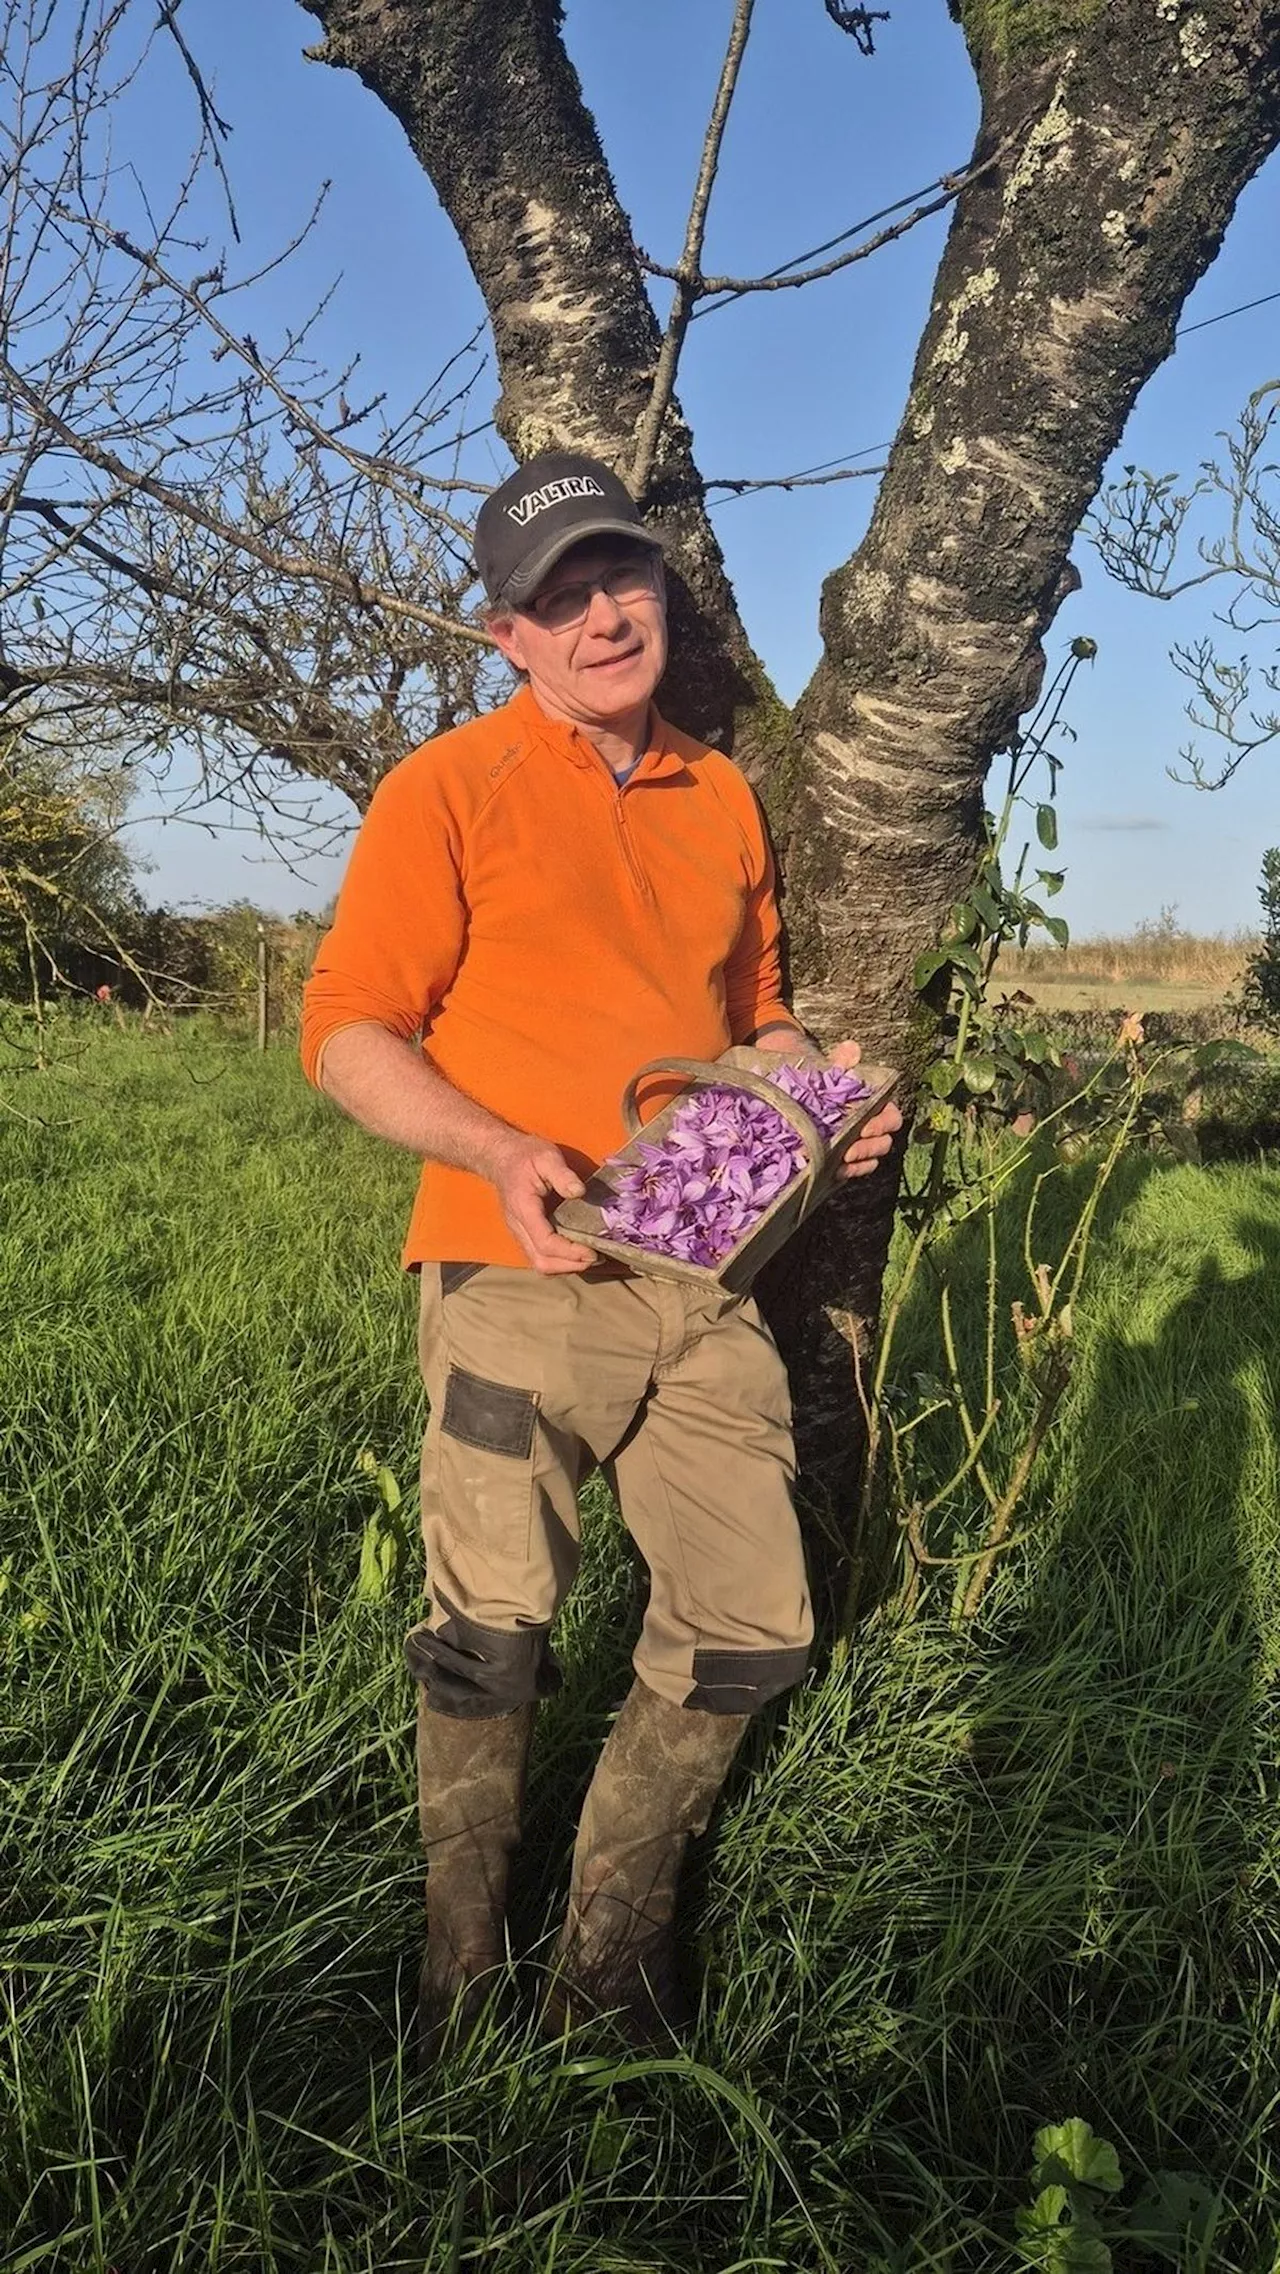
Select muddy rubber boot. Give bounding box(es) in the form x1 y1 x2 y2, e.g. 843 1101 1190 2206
544 1679 749 2048
416 1692 533 2063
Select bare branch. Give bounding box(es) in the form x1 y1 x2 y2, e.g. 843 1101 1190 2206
706 462 886 497
0 348 491 643
154 0 240 241
1092 382 1280 789
691 163 997 305
629 0 756 504
636 161 997 317
0 0 505 847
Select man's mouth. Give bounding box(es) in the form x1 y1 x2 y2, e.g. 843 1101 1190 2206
585 644 644 670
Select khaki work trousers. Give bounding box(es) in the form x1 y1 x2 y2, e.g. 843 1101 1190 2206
404 1263 813 1719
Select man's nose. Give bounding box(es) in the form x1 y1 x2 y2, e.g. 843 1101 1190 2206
582 583 628 633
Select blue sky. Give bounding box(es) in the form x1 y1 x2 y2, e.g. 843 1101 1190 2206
123 0 1280 936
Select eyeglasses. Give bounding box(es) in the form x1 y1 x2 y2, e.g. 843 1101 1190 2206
519 552 659 633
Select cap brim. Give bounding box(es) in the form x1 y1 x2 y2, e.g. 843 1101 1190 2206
498 518 666 605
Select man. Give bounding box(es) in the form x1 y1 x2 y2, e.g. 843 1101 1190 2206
301 450 902 2051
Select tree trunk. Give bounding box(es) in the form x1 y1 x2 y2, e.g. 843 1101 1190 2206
298 0 783 752
786 0 1280 1049
763 0 1280 1578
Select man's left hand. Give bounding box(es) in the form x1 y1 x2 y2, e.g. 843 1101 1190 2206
827 1039 902 1179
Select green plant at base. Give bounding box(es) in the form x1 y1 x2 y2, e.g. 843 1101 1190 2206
853 639 1239 1624
1016 2119 1123 2269
1236 847 1280 1034
354 1448 411 1604
1013 2120 1226 2270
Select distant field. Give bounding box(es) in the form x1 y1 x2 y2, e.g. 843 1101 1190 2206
999 925 1251 1014
1011 976 1233 1014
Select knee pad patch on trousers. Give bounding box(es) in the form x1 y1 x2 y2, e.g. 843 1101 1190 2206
683 1644 809 1715
404 1591 561 1719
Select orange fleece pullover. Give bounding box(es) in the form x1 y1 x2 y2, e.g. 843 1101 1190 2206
300 684 793 1268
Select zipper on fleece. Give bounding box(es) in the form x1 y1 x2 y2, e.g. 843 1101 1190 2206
612 788 653 901
583 745 653 902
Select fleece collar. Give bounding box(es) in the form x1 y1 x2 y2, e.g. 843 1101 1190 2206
510 683 688 783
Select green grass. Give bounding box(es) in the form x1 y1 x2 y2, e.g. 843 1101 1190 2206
3 1031 1279 2269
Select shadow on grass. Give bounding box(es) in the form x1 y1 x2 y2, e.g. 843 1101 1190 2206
882 1153 1280 2258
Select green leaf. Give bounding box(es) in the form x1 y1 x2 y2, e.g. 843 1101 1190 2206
588 2114 629 2176
959 1054 997 1094
355 1514 396 1604
1020 1031 1051 1064
969 883 1004 931
1036 869 1066 898
948 901 979 939
1045 2235 1111 2272
1127 2170 1223 2260
913 949 947 990
1016 2185 1071 2234
1191 1040 1263 1070
922 1100 961 1135
1034 2121 1124 2197
1044 915 1070 948
948 943 983 975
926 1058 962 1097
1036 803 1059 851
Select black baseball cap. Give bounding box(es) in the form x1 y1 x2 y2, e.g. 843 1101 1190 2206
475 450 664 606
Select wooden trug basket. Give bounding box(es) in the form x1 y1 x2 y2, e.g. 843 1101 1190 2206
554 1045 899 1294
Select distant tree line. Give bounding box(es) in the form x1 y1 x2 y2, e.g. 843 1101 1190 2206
1 727 324 1022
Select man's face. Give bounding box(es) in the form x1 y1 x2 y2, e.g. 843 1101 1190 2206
487 538 668 728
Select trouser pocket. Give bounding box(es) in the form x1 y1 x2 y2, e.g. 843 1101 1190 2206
435 1362 540 1561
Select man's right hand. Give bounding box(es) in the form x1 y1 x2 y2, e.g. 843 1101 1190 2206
488 1131 596 1275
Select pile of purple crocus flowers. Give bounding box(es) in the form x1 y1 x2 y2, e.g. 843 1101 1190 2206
601 1060 871 1269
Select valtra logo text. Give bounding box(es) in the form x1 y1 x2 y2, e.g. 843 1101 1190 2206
506 474 606 526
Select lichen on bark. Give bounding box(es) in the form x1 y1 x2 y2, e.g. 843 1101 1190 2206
952 0 1107 54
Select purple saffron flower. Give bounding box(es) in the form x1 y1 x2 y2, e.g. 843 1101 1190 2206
601 1061 872 1266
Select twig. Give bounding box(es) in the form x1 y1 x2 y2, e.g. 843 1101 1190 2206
903 1507 1037 1573
154 0 241 242
636 157 996 317
64 206 480 541
690 165 996 310
958 1357 1070 1619
629 0 756 502
706 463 885 496
639 177 944 285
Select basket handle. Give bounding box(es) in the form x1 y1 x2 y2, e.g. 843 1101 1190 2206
621 1056 828 1209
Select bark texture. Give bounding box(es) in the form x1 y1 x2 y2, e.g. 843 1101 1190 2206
297 0 778 750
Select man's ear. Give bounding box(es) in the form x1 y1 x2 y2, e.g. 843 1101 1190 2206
485 609 528 671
